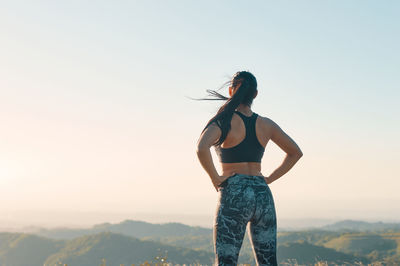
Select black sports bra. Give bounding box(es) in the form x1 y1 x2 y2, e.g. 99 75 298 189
214 110 265 163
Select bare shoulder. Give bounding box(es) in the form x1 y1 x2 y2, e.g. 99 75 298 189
257 114 277 129
197 121 222 149
257 113 303 156
257 114 287 136
206 121 222 132
255 114 278 140
200 121 222 138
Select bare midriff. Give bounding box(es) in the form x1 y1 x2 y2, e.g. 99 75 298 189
221 161 263 177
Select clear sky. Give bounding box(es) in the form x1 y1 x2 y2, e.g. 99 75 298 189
1 1 399 228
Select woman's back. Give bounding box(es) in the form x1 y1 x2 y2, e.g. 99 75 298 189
213 108 274 177
196 70 302 188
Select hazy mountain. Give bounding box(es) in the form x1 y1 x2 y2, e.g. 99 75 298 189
44 231 213 265
0 232 213 266
277 230 400 261
0 231 379 265
35 219 211 240
322 232 400 261
0 233 65 266
2 219 400 265
28 219 400 242
277 229 343 245
321 219 400 232
277 240 371 265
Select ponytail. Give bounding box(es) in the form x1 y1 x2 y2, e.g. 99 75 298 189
201 79 252 146
189 71 257 146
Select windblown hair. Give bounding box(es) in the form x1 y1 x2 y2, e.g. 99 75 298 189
198 71 258 146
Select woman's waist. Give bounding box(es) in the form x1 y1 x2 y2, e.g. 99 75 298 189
219 173 267 188
221 164 262 177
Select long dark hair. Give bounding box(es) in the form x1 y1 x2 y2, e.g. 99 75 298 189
195 71 258 146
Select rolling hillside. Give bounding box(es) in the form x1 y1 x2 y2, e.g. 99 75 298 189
278 240 370 265
44 231 213 265
0 232 213 266
0 233 65 266
2 219 400 265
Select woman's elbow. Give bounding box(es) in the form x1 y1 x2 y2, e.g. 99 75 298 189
196 143 210 154
294 149 303 159
288 148 303 159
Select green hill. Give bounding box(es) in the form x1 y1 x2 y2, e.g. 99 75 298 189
323 232 399 261
44 231 213 265
277 240 371 265
2 220 400 265
277 230 342 245
0 232 214 266
0 233 64 266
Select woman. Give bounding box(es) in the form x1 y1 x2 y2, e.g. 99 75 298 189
196 71 303 265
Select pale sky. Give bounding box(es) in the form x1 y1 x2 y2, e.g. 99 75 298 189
1 1 399 229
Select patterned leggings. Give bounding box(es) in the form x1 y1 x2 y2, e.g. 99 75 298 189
213 174 277 266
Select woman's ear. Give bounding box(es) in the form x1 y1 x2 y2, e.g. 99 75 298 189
253 90 258 99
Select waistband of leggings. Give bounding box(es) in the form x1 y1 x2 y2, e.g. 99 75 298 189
222 173 266 185
233 173 264 179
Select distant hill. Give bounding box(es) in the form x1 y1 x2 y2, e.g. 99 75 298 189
28 219 400 241
35 219 211 240
320 219 400 232
277 230 400 261
0 233 64 266
1 230 399 265
322 232 400 261
44 231 213 265
28 219 400 265
2 219 400 265
0 232 213 266
278 240 371 265
323 232 398 253
32 219 257 264
277 229 342 245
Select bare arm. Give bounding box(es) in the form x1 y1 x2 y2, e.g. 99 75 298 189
267 119 303 183
196 123 224 191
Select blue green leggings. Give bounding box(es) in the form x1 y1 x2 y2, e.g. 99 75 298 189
213 174 277 266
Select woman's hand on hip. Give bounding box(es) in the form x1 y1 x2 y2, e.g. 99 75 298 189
212 173 235 192
264 175 275 185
